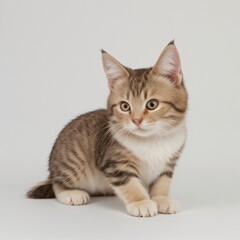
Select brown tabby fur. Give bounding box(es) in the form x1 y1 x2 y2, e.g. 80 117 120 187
27 41 188 217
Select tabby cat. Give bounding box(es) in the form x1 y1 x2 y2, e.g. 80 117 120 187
27 41 188 217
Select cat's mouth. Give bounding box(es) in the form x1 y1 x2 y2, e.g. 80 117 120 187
135 126 148 131
130 126 156 137
111 122 157 138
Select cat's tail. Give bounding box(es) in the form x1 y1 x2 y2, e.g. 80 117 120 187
26 179 55 199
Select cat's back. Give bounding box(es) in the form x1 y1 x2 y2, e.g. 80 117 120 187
57 109 108 139
50 109 109 159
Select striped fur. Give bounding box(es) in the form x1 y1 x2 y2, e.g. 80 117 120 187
27 42 188 217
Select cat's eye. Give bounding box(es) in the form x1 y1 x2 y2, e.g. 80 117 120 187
146 99 159 110
120 102 130 112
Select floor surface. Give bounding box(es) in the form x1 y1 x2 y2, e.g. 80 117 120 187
1 183 239 240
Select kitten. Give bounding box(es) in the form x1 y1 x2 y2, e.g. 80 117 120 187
27 41 188 217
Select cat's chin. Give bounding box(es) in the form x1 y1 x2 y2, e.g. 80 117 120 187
130 128 157 138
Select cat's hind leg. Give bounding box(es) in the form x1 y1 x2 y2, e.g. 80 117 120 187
53 183 90 206
50 147 91 206
55 189 90 206
51 162 90 206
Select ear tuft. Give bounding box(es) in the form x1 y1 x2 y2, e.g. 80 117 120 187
101 51 129 90
101 49 107 54
167 40 175 46
152 42 182 85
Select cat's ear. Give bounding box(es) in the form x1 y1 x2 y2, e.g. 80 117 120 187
152 41 183 85
101 50 129 90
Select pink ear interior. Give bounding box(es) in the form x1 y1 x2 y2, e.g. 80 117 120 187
153 44 182 85
101 51 128 90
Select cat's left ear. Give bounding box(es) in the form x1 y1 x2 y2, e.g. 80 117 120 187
101 50 129 90
152 41 183 85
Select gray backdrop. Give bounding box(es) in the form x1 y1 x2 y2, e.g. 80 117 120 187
0 0 239 239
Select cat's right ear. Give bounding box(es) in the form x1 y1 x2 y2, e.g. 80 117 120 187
101 50 129 90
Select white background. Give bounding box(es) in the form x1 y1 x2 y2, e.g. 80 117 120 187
0 0 240 239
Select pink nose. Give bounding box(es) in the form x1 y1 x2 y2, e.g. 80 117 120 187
132 118 143 127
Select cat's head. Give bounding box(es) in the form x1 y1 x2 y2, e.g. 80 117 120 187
102 41 188 138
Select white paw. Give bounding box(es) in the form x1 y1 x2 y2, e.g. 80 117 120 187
56 190 90 206
153 196 180 214
126 200 158 217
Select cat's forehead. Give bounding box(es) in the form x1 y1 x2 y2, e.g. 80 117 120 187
127 68 153 98
113 67 175 103
118 68 166 100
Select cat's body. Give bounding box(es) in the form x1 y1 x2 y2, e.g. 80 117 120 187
50 109 185 195
27 42 188 217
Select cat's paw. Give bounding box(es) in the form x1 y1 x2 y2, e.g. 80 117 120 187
56 190 90 206
126 199 158 217
152 196 180 214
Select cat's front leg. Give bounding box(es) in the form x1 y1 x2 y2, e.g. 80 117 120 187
100 158 157 217
150 172 180 214
113 177 157 217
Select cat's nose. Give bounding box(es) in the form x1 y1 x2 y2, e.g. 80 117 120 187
132 118 143 127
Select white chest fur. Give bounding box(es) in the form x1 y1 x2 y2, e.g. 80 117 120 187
116 123 186 187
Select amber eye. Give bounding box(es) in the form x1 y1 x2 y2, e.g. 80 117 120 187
146 99 159 110
120 102 130 112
